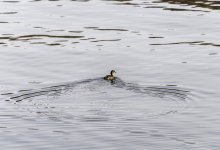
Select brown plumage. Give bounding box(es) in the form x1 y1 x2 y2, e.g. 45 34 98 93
104 70 116 81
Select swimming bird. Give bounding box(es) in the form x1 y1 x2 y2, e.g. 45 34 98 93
104 70 116 81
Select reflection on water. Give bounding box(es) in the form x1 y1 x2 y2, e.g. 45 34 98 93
159 0 220 10
0 0 220 149
2 34 84 40
85 27 128 32
150 41 220 47
0 12 18 14
105 0 220 11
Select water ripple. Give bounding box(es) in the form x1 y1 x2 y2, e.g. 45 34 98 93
150 41 220 47
2 77 192 123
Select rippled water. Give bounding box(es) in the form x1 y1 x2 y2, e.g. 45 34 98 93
0 0 220 149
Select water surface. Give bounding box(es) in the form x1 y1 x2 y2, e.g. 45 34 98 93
0 0 220 149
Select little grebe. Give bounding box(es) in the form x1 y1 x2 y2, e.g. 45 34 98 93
104 70 116 81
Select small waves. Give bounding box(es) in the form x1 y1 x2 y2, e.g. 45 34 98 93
0 77 193 123
6 78 190 103
150 41 220 47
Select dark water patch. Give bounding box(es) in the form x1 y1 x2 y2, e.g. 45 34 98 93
52 130 69 134
30 42 47 45
18 89 33 92
13 21 20 24
166 85 177 86
9 34 84 40
72 41 79 44
2 34 14 35
157 0 220 10
108 0 213 12
199 42 220 47
46 43 62 46
105 0 210 12
85 26 128 32
68 30 83 33
144 6 165 9
84 26 99 29
149 36 164 39
33 26 46 29
80 38 96 41
46 29 66 32
1 93 14 95
144 5 209 12
150 41 220 47
70 0 90 2
103 0 132 1
94 28 128 32
28 128 39 131
0 22 9 23
54 40 68 42
16 38 41 41
150 41 203 45
2 1 20 3
113 2 139 6
104 0 144 7
91 39 121 42
0 34 84 46
131 31 139 33
163 7 209 12
127 130 147 135
209 53 218 55
0 12 17 14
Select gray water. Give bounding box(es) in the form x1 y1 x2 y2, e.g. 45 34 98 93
0 0 220 149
